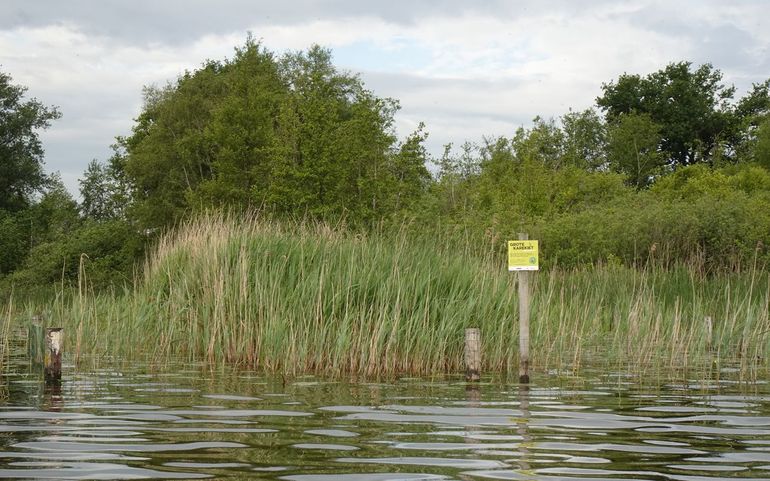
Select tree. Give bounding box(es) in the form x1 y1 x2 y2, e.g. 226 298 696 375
79 157 129 221
265 45 400 223
561 108 606 171
511 117 565 169
28 174 79 244
755 117 770 170
597 62 735 167
388 123 431 212
0 210 26 274
0 71 61 212
122 67 237 228
605 112 664 189
120 39 421 229
736 80 770 124
0 175 79 277
733 81 770 161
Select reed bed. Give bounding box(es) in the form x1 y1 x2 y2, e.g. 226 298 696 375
11 213 770 378
0 299 11 376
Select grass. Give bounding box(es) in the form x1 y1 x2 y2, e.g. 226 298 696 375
0 296 14 398
5 213 770 379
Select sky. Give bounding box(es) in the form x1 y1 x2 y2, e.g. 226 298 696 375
2 0 769 196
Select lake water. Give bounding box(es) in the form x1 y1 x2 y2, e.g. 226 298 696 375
2 354 770 480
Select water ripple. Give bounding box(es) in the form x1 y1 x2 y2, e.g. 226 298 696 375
2 361 770 480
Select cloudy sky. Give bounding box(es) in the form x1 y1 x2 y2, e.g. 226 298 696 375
2 0 769 195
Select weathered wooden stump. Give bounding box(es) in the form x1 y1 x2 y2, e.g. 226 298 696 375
465 327 481 382
705 316 713 352
44 328 63 384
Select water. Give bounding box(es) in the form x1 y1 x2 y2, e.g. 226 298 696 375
2 358 770 480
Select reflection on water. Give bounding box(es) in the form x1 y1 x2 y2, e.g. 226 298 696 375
2 356 770 480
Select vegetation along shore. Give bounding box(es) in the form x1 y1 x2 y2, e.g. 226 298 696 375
2 39 770 377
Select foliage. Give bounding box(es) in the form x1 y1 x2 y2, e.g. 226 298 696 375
79 157 130 221
536 164 770 269
37 214 770 377
120 40 427 230
27 175 80 243
561 108 606 170
597 62 737 167
4 220 144 290
5 48 770 377
0 70 61 212
4 48 770 313
755 117 770 169
0 210 26 275
605 112 664 188
0 171 141 291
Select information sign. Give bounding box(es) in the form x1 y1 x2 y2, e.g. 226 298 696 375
508 240 539 271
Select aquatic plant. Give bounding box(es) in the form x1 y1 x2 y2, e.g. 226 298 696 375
10 213 770 378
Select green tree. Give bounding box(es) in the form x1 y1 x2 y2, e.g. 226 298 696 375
736 80 770 124
79 157 130 221
0 210 26 274
122 67 234 228
511 117 565 168
388 123 431 212
0 71 61 212
28 174 79 244
121 40 419 229
597 62 735 167
561 108 606 170
755 117 770 170
605 112 664 189
265 45 400 223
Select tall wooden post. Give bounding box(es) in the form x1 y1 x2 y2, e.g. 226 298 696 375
44 328 63 384
465 328 481 382
518 233 531 384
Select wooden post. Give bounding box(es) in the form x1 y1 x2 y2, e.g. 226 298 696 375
705 316 713 351
516 384 531 471
518 232 531 384
28 315 44 364
44 328 63 383
465 328 481 382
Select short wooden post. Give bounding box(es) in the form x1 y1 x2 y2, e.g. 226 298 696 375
518 233 531 384
28 316 44 364
465 328 481 382
705 316 713 351
44 328 63 383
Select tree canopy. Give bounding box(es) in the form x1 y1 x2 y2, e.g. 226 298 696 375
6 51 770 291
597 62 743 168
0 71 61 212
119 40 429 230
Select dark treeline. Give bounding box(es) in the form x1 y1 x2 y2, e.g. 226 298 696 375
2 39 770 293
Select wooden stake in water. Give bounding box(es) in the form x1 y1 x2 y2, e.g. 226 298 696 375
465 328 481 382
518 233 531 384
44 328 63 383
705 316 713 352
28 315 44 364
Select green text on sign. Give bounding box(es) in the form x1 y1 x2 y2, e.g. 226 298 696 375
508 240 539 271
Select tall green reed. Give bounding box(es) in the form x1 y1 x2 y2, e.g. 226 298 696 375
18 213 770 378
0 297 12 380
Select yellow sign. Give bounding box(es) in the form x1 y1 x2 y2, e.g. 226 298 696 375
508 240 539 271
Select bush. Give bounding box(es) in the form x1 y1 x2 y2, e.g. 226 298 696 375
3 220 145 291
